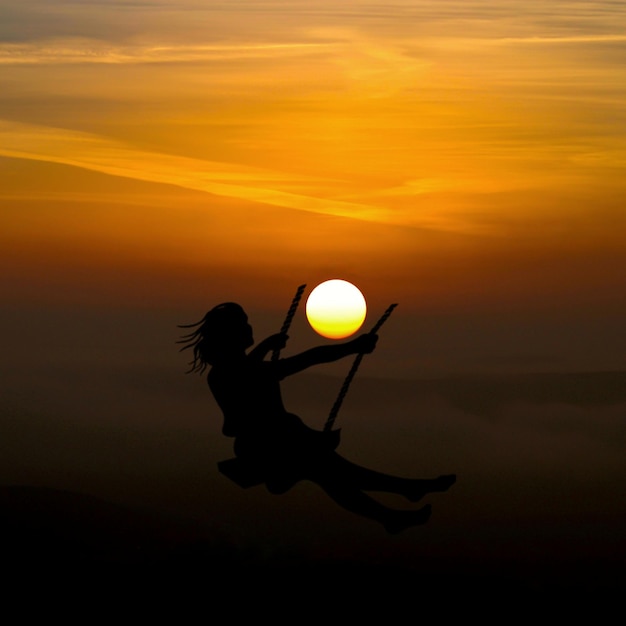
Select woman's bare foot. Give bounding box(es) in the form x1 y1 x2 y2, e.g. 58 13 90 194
405 474 456 502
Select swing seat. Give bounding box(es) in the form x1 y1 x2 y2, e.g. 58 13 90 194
218 457 300 494
218 428 341 491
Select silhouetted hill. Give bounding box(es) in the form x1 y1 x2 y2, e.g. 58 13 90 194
0 485 214 571
1 484 623 606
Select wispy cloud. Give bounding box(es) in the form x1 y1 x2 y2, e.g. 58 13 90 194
0 119 390 224
490 33 626 45
0 39 332 65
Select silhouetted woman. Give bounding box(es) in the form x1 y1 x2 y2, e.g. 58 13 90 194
180 302 455 533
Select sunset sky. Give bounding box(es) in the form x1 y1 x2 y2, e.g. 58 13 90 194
1 1 625 588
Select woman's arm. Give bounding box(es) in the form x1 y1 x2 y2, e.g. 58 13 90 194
247 333 288 362
275 333 377 378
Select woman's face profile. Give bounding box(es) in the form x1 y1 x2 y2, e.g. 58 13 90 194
223 307 253 350
242 319 254 348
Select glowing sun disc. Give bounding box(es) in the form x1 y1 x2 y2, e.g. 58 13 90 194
306 279 367 339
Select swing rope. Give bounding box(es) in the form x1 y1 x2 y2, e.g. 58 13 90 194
271 285 397 432
271 284 307 362
323 303 397 432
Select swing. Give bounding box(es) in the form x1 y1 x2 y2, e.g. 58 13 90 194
217 284 397 488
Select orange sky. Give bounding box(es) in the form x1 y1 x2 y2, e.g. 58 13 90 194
1 1 625 371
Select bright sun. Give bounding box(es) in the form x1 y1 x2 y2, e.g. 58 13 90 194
306 279 367 339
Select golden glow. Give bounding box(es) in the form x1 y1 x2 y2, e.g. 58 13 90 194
306 280 367 339
0 2 624 316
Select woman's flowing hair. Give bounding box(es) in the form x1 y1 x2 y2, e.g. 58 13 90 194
178 303 246 374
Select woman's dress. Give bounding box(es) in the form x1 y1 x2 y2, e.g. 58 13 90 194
209 359 339 491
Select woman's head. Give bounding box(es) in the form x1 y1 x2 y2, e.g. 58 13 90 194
178 303 253 372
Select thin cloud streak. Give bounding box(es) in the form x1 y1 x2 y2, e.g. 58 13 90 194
490 33 626 45
0 120 392 225
0 39 333 65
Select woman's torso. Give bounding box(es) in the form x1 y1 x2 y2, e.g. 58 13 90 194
208 359 291 438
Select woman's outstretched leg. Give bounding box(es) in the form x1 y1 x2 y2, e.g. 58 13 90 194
311 452 455 501
313 477 432 533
